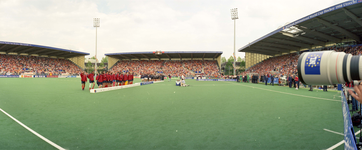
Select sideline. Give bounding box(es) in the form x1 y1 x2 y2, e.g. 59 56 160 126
229 83 340 102
325 130 361 150
0 108 66 150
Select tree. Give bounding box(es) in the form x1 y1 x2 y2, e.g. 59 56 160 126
101 56 108 63
240 60 245 68
86 61 92 68
237 56 242 62
225 56 234 75
99 62 104 67
221 57 226 64
227 56 234 63
91 56 96 59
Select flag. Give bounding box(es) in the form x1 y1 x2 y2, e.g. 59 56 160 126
304 52 322 75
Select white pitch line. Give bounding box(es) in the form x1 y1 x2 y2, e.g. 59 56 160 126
324 128 344 136
326 129 361 150
230 83 340 102
0 108 66 150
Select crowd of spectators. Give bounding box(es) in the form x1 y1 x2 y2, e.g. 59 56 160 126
0 54 82 75
183 60 203 73
204 61 220 77
244 45 362 77
111 60 163 76
109 60 220 77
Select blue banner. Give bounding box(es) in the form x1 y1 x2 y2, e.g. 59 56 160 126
341 91 358 150
0 75 19 78
185 77 194 79
267 78 279 84
140 81 153 85
33 75 46 78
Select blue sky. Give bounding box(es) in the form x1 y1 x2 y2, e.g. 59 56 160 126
0 0 345 60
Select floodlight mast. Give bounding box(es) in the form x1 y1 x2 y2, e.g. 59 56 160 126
231 8 238 76
93 18 100 76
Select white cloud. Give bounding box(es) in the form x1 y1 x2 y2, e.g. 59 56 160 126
0 0 347 60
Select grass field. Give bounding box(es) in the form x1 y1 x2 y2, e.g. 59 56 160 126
0 78 346 149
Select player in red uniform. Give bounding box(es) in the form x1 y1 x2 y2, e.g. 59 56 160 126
119 72 124 85
112 72 116 86
108 72 113 87
96 72 103 88
129 72 134 84
80 72 87 90
103 71 108 87
87 71 95 90
116 72 120 86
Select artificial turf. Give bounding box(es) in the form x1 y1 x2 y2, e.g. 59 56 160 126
0 78 345 150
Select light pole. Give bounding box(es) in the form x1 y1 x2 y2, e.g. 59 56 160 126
93 18 100 76
231 8 238 76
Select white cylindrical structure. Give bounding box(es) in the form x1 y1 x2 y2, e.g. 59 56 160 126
95 27 97 76
233 20 236 76
297 50 362 85
93 18 100 76
230 8 238 76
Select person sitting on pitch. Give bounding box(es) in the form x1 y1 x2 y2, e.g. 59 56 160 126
181 79 189 87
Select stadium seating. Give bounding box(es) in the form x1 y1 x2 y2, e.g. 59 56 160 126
245 45 362 75
0 54 82 75
110 60 221 77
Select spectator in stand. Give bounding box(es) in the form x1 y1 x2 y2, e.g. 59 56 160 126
0 54 83 75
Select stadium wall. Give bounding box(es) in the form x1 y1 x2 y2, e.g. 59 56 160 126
245 52 270 69
108 56 119 70
68 56 85 69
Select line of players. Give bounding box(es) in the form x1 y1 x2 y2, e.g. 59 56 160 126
80 71 134 90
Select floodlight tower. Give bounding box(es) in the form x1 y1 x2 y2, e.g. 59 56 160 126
231 8 238 76
93 18 100 76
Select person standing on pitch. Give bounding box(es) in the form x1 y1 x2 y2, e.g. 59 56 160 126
129 72 134 84
288 75 293 88
96 72 103 88
168 74 171 82
264 73 268 85
87 71 95 90
270 74 274 86
323 85 328 92
308 85 313 91
295 75 299 90
80 71 87 91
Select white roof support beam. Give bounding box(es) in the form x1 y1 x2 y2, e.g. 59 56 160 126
342 8 362 28
302 27 341 42
316 17 360 42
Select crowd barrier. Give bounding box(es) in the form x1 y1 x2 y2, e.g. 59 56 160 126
264 77 279 84
0 75 80 78
341 91 358 150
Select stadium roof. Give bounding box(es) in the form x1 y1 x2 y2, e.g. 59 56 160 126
238 1 362 56
0 41 89 58
105 51 223 60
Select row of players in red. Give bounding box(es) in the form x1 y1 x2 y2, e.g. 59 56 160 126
80 71 134 90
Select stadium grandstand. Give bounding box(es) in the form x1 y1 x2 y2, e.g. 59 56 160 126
239 0 362 75
105 51 222 77
0 41 89 76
